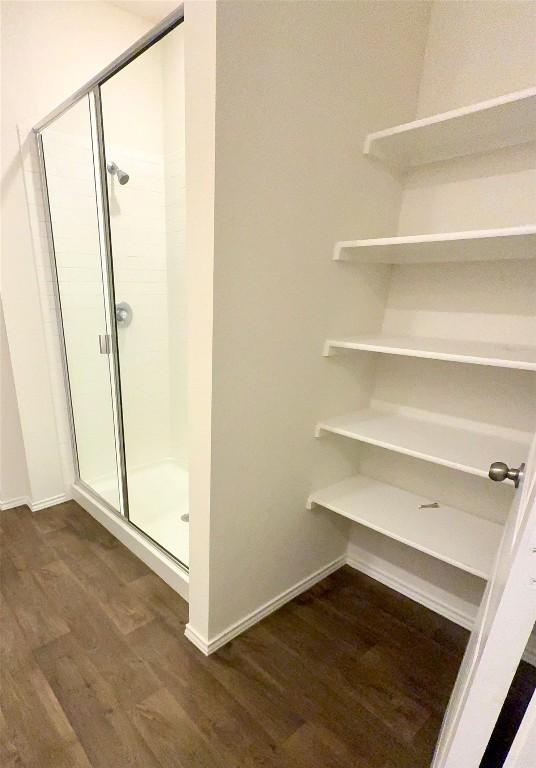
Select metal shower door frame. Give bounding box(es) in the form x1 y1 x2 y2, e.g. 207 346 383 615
35 92 129 520
32 6 184 134
89 86 130 520
33 6 185 536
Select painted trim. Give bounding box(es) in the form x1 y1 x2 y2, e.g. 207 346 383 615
185 556 346 655
0 493 71 511
31 493 70 512
184 624 210 655
72 483 189 601
0 495 31 511
345 553 475 629
345 555 536 667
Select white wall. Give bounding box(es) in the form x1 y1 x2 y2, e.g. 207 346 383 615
0 300 30 508
398 0 536 237
1 1 156 508
416 0 536 116
184 0 217 640
186 0 432 643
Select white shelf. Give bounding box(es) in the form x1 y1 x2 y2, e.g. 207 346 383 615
324 334 536 371
334 225 536 264
315 407 530 480
363 87 536 169
308 475 502 579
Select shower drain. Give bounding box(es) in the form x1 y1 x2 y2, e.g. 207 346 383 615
180 513 190 523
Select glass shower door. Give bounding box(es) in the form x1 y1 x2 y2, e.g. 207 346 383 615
98 23 189 565
41 96 122 512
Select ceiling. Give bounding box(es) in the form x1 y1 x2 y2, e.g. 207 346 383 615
108 1 179 22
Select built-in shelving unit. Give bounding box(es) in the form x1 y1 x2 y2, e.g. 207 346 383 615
313 82 535 587
334 225 536 264
308 475 502 579
316 407 530 480
363 87 536 169
323 335 536 371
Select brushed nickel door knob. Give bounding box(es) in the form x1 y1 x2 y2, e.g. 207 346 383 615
489 461 525 488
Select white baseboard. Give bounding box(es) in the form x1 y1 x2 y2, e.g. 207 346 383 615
31 493 70 512
72 482 189 601
184 624 210 654
345 553 475 630
0 495 31 511
0 492 70 512
185 555 346 655
345 555 536 667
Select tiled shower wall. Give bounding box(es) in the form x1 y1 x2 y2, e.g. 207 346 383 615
106 143 172 472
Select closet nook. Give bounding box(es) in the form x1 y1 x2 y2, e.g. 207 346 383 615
310 85 536 614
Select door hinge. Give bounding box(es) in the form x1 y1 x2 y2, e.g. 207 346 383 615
99 334 111 355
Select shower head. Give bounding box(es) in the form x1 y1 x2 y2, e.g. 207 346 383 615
106 161 129 185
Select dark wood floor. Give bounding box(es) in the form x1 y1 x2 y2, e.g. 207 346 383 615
1 500 533 768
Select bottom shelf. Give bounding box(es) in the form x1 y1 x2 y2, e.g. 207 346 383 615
307 475 503 579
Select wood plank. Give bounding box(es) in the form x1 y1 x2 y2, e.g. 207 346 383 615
35 632 162 768
234 623 404 766
130 617 284 766
1 500 531 767
1 663 93 768
32 559 161 707
128 572 189 632
0 554 70 649
281 722 363 768
90 536 152 583
1 505 59 570
0 599 91 768
31 500 73 535
44 526 155 634
132 686 226 768
260 609 431 744
205 642 305 745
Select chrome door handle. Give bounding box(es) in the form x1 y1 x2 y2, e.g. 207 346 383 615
99 334 111 355
115 301 132 327
489 461 525 488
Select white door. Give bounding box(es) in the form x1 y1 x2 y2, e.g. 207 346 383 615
432 435 536 768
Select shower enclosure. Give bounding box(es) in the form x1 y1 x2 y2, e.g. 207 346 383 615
34 9 188 568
